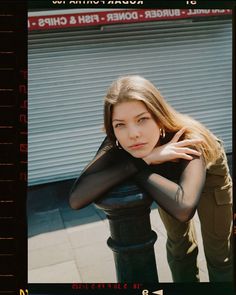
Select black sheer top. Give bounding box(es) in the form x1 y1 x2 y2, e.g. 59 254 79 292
69 137 206 222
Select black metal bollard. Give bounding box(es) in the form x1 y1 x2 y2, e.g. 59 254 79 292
95 181 159 283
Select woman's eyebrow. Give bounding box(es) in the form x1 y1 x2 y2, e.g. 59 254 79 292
112 118 124 122
136 111 150 118
112 111 150 122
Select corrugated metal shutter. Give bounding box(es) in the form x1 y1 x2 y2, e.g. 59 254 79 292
28 18 232 186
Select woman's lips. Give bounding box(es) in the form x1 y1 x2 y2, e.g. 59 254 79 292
129 143 147 150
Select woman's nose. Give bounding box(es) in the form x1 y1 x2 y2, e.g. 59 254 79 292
128 125 140 139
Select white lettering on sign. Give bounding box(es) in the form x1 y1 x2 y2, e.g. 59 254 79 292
107 11 138 22
38 16 67 27
77 14 99 24
211 9 226 13
145 9 181 18
187 9 211 15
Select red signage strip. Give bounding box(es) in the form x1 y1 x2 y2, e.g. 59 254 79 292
28 9 232 31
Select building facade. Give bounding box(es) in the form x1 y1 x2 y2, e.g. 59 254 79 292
28 9 232 185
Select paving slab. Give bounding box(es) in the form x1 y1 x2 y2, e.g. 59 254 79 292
79 260 116 283
66 220 110 249
154 234 172 282
28 228 70 251
28 260 81 283
74 241 114 269
28 241 73 270
60 205 102 228
28 208 64 237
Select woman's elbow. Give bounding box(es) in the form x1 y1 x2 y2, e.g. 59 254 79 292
69 198 77 210
175 206 196 223
69 192 81 210
69 190 92 210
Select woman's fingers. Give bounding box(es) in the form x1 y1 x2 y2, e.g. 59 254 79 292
170 127 187 143
148 131 203 164
170 128 203 147
178 153 193 160
174 138 203 147
176 147 201 156
172 147 201 161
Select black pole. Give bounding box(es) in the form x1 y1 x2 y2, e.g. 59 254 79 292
95 181 159 283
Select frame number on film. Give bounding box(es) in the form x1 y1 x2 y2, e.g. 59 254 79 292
186 1 197 4
142 289 163 295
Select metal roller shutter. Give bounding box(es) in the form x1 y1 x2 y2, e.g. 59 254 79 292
28 18 232 185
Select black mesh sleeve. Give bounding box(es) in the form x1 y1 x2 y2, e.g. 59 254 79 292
69 137 206 223
69 138 144 209
133 156 206 222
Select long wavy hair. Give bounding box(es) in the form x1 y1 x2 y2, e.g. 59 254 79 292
104 75 222 166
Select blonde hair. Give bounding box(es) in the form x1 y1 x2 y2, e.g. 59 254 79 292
104 75 222 166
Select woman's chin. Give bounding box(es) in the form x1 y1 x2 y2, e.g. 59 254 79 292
128 150 150 159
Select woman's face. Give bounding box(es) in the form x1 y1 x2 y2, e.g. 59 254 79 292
112 100 161 158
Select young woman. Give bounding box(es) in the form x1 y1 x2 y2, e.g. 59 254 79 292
69 75 233 282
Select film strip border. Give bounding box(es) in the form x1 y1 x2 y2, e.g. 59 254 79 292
0 1 27 294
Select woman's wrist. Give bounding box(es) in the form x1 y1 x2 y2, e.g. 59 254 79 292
143 149 162 165
142 154 152 165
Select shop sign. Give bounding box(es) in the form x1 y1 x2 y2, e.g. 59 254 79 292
28 9 232 31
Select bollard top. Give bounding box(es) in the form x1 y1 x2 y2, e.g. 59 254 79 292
95 181 153 212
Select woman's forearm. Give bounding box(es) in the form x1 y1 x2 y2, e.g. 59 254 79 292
69 150 139 209
133 156 206 222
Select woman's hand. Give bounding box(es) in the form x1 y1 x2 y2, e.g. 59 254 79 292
143 127 203 165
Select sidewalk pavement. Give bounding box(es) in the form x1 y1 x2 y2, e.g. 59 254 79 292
28 179 209 283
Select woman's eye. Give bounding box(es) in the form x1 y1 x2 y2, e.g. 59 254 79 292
114 123 124 128
138 117 149 123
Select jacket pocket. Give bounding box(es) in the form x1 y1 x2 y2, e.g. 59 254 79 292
214 182 232 205
214 183 232 238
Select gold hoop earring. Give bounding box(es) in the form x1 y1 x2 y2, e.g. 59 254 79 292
160 128 166 139
115 139 122 149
